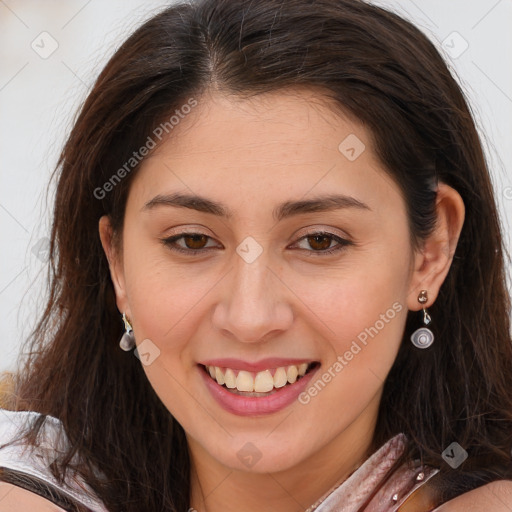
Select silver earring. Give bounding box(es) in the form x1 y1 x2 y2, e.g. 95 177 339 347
410 290 434 349
119 312 135 351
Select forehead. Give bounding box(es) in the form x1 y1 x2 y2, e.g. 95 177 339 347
150 87 365 163
128 87 403 217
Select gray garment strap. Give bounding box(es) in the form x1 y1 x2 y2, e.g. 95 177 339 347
0 409 108 512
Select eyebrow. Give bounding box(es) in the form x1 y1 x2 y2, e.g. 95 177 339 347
142 192 371 221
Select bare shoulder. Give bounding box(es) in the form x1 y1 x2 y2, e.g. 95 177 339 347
0 482 66 511
434 480 512 511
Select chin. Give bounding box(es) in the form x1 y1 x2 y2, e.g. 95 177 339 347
206 437 308 474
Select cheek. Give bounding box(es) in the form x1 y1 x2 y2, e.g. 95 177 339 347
294 280 407 436
288 247 410 405
294 251 408 342
122 231 203 338
119 237 204 403
122 252 205 417
309 270 408 422
120 213 411 418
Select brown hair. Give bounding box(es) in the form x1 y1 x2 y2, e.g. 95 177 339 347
5 0 512 510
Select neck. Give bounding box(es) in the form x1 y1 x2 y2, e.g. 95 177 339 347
188 397 380 512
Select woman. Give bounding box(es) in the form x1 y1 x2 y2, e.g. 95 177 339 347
1 0 511 510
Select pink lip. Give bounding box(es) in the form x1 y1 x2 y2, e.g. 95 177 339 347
198 363 320 416
198 357 314 372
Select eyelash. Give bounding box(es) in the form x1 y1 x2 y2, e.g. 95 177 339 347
161 231 352 257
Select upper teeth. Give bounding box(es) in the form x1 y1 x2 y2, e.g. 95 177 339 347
206 363 310 393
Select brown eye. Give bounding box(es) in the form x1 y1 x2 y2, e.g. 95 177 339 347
182 234 208 249
162 232 218 255
162 231 351 257
293 231 352 256
306 234 333 251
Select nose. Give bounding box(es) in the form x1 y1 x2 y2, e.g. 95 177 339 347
211 249 294 344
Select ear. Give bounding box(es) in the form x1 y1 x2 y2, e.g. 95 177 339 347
98 215 130 316
407 182 465 311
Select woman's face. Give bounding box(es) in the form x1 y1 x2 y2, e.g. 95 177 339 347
101 88 428 474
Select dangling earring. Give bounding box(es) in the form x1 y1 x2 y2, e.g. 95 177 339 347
410 290 434 349
119 312 136 351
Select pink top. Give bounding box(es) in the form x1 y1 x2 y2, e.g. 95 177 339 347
309 432 440 511
0 409 440 511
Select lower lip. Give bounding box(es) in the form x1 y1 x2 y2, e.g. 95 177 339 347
199 365 319 416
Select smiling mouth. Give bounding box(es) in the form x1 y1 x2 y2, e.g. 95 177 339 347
200 362 320 397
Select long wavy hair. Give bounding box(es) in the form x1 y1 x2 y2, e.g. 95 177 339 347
3 0 512 510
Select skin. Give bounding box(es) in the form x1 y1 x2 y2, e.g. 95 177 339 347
0 483 66 511
435 480 512 511
98 87 468 512
1 90 511 512
2 480 511 511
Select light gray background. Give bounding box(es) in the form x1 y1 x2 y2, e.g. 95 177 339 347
1 0 511 373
